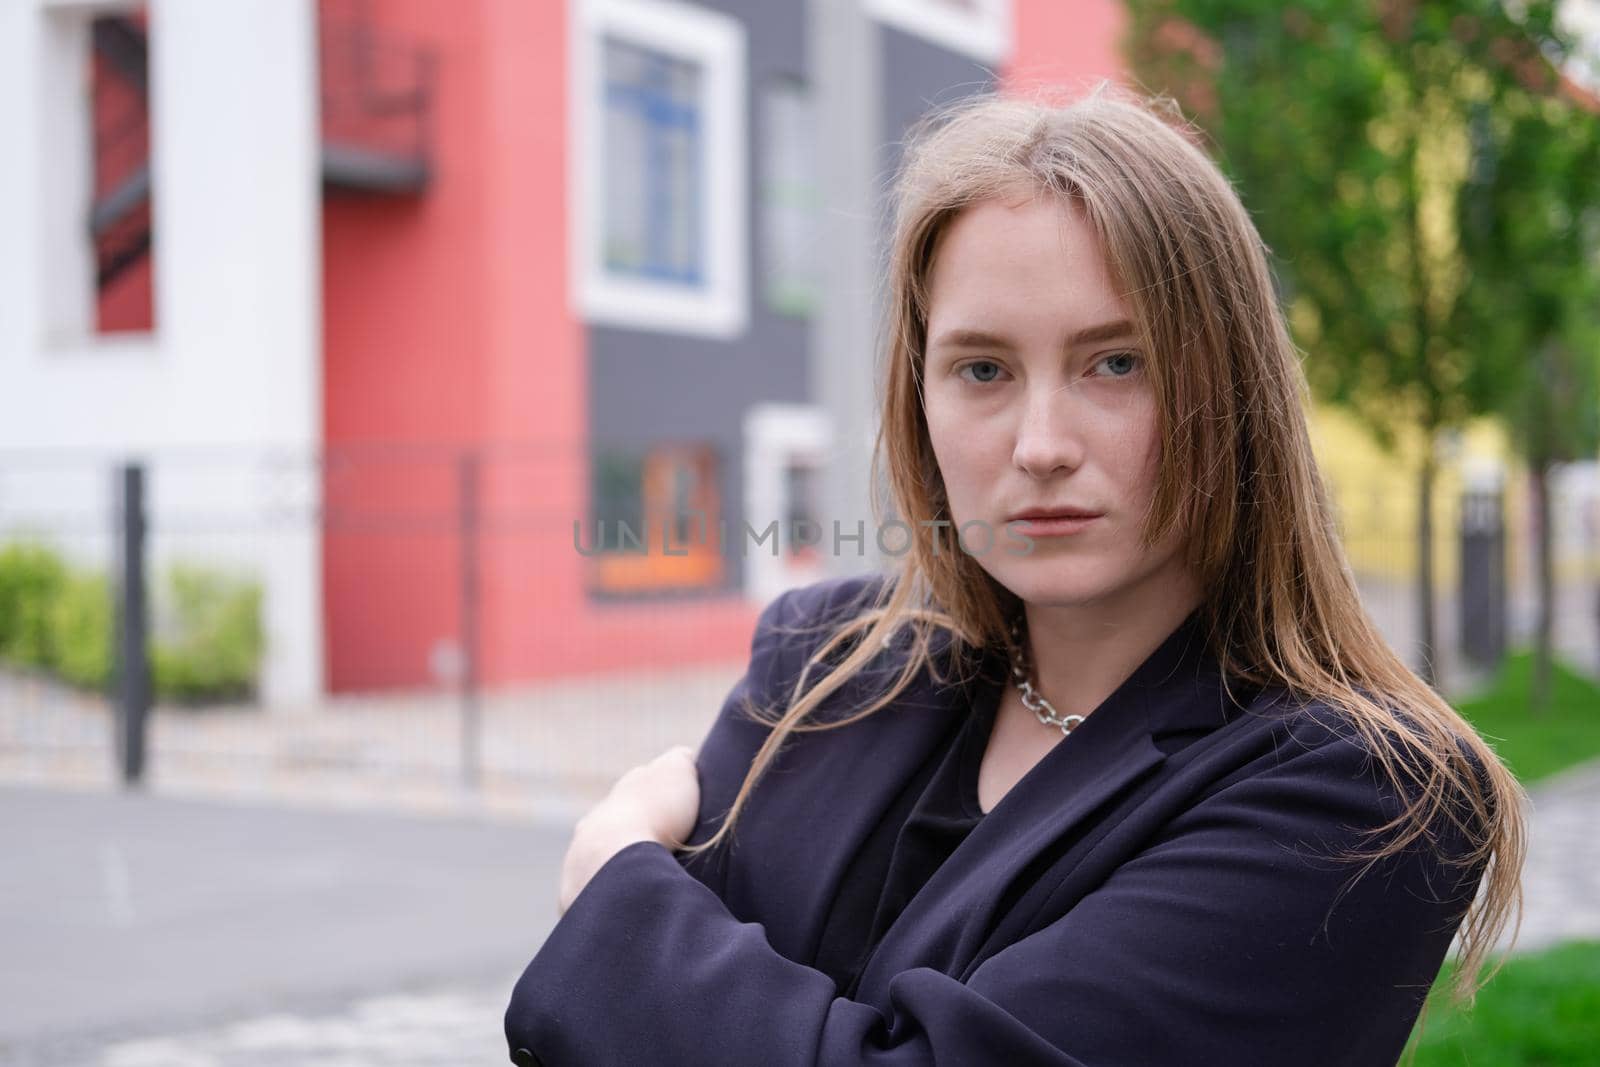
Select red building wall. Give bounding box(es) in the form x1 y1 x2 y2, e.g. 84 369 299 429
1004 0 1128 97
319 0 1128 694
320 0 759 693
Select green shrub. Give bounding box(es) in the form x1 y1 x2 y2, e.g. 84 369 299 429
0 540 69 670
0 540 263 704
51 569 113 690
149 563 263 704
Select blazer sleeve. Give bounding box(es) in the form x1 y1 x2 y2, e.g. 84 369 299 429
504 639 1488 1066
673 582 811 899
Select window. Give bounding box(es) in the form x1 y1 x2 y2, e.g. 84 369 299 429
571 0 748 337
39 1 158 345
863 0 1012 64
588 443 726 594
89 7 156 334
603 37 704 284
742 405 831 602
759 76 819 317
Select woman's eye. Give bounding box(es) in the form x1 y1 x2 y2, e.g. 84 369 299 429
1093 352 1142 378
957 360 1006 385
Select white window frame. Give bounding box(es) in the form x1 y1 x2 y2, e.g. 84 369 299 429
569 0 748 339
863 0 1012 65
742 404 831 603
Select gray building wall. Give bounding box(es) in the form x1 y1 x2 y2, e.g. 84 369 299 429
880 25 999 226
586 1 996 599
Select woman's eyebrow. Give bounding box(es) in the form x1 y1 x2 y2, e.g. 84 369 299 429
929 319 1136 350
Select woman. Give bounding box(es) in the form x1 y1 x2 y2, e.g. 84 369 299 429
506 85 1527 1066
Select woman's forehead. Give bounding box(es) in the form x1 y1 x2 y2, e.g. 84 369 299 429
928 199 1120 305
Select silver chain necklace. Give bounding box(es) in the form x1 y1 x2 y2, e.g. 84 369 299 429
1007 615 1086 736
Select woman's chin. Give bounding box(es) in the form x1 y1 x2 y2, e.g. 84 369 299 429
985 568 1122 609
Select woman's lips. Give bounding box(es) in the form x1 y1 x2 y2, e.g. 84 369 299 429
1008 514 1101 536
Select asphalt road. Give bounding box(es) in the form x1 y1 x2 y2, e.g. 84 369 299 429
0 784 568 1059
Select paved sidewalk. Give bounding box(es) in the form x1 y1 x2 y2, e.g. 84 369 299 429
3 975 521 1067
0 658 743 824
5 976 524 1067
1496 756 1600 955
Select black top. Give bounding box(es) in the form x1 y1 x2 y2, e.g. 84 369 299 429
811 651 1006 998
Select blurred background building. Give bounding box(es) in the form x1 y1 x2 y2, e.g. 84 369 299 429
0 0 1123 709
0 0 1596 810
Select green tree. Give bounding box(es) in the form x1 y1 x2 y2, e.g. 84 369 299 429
1456 80 1600 711
1123 0 1600 696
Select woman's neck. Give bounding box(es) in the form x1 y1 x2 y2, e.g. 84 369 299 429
1020 576 1204 722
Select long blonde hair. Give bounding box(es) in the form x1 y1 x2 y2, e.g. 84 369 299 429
681 83 1526 1021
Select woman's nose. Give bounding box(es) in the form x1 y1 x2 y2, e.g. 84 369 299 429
1012 384 1085 479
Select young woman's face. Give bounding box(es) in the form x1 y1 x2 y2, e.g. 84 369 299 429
921 193 1189 613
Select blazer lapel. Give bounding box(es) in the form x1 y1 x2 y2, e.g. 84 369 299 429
724 603 1238 983
728 626 972 963
849 606 1239 994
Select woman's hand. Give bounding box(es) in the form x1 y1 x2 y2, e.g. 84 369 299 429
556 744 702 916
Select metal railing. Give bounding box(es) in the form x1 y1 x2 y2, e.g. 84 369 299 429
0 443 757 821
2 444 1597 819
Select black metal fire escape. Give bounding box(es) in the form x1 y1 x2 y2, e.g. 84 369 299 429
319 1 438 194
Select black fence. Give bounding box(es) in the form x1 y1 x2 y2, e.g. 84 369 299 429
1 445 1595 818
0 443 763 820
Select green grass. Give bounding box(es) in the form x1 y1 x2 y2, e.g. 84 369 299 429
1400 655 1600 1063
1402 940 1600 1066
1451 648 1600 784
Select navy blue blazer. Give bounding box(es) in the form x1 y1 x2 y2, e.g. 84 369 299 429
505 573 1487 1066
